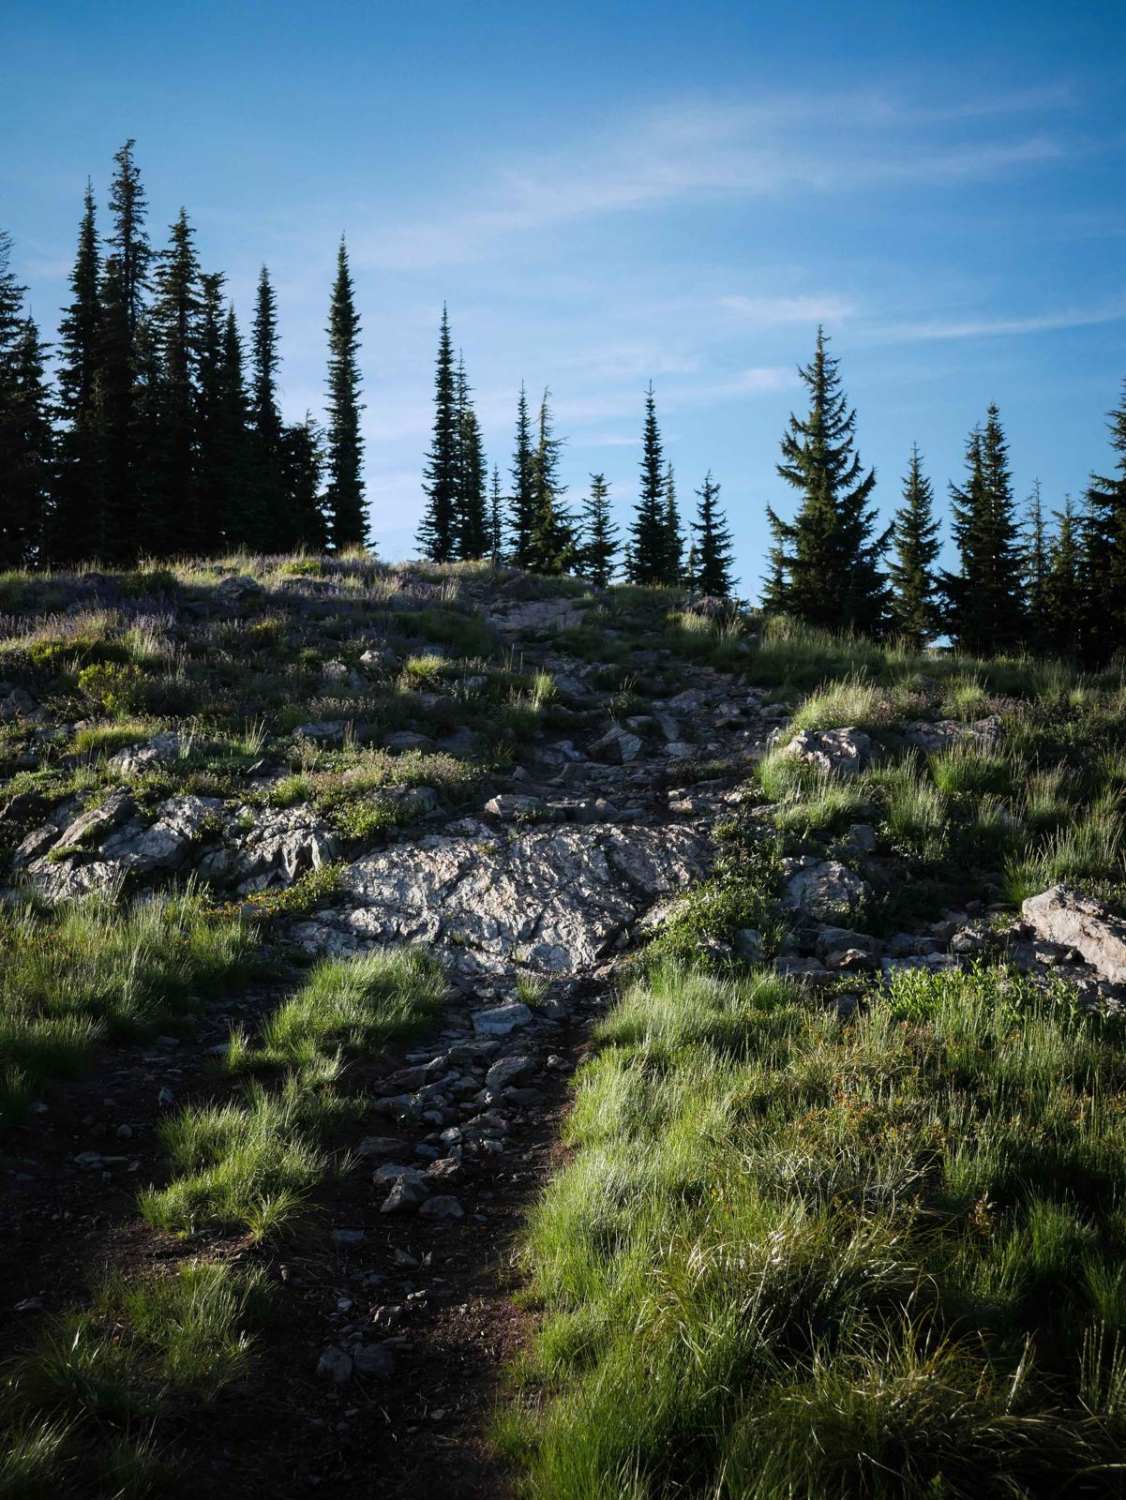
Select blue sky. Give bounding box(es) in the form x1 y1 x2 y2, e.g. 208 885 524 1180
3 0 1124 592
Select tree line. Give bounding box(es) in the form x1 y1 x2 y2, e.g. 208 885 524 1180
2 142 1125 658
0 141 364 568
763 328 1126 666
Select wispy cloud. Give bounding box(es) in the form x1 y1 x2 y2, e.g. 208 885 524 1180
721 294 859 326
879 299 1126 342
351 94 1072 271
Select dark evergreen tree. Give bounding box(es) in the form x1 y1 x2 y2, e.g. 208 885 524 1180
1044 498 1084 659
578 472 618 587
455 353 489 560
690 471 736 598
941 405 1025 653
525 389 575 574
508 383 536 568
324 237 366 549
147 208 202 555
248 265 285 550
416 306 459 561
1083 379 1126 664
626 383 667 584
51 184 105 563
765 328 890 633
663 463 684 584
888 445 941 648
99 140 152 563
489 465 505 566
1022 480 1050 645
281 415 328 553
0 315 52 568
216 306 252 547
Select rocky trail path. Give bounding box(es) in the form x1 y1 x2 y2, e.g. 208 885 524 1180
2 611 781 1496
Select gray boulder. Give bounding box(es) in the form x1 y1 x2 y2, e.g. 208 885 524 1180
109 731 182 775
1022 885 1126 985
784 860 868 920
232 806 337 892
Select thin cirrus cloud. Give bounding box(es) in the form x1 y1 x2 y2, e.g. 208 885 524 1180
878 299 1126 342
350 94 1071 273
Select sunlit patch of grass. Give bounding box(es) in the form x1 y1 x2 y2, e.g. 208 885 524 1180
929 742 1014 798
70 717 158 758
788 673 893 733
1004 793 1125 904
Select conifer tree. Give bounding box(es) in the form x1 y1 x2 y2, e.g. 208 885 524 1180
324 237 366 549
765 328 890 633
888 445 941 648
1022 480 1050 644
147 208 202 555
663 463 684 584
508 383 536 568
0 315 52 568
489 465 505 566
524 389 574 574
217 306 252 545
626 383 667 584
247 265 285 549
1083 379 1126 663
579 473 618 587
690 471 736 598
195 271 230 551
99 140 152 563
281 415 328 553
1045 498 1084 659
455 354 489 560
51 185 105 563
416 306 459 561
941 405 1025 653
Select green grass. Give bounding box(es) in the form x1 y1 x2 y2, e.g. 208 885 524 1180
502 961 1126 1498
0 1262 269 1496
0 889 258 1125
142 948 445 1239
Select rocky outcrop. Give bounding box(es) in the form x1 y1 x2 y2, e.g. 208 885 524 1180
1022 885 1126 985
290 824 709 973
902 717 1003 754
782 727 871 778
782 859 868 920
227 805 339 892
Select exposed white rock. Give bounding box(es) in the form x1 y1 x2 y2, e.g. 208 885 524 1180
782 727 871 778
1022 885 1126 985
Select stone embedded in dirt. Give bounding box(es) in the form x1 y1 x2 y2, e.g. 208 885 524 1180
295 720 347 746
590 725 643 764
14 823 60 864
330 1228 367 1247
841 823 877 853
472 1002 533 1036
1022 885 1126 984
783 860 868 920
352 1343 395 1378
902 716 1004 753
824 947 879 973
0 685 42 721
214 573 263 607
782 727 872 778
426 1156 462 1181
380 1175 431 1213
372 1163 429 1187
483 794 545 821
385 730 434 753
484 1054 535 1090
58 788 136 849
316 1345 354 1384
814 926 881 959
356 1136 405 1158
772 956 832 982
109 731 183 775
230 805 338 892
419 1194 464 1219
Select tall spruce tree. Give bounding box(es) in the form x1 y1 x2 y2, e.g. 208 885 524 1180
663 463 684 584
51 184 105 563
217 306 252 546
765 328 890 633
455 354 489 560
626 383 667 584
147 208 202 555
417 306 459 561
888 445 941 648
508 383 536 568
1083 379 1126 664
489 465 505 566
195 271 230 550
0 315 52 568
247 265 285 550
324 237 366 549
579 473 618 587
1022 480 1050 644
1045 498 1084 659
281 415 328 553
690 471 735 598
941 405 1025 653
99 139 152 563
524 389 574 574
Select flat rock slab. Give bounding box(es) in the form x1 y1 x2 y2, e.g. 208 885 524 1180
290 824 709 973
1022 885 1126 985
